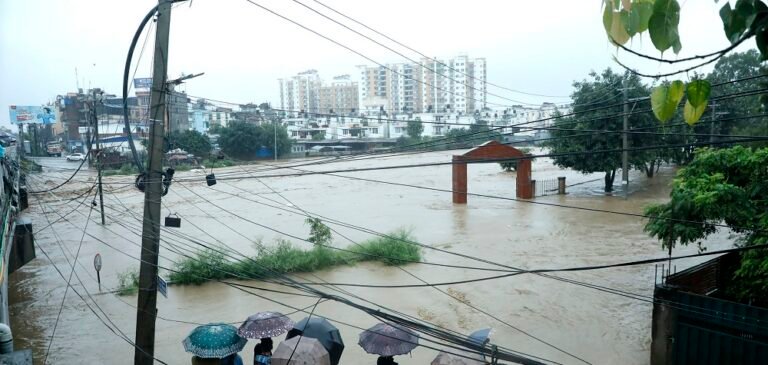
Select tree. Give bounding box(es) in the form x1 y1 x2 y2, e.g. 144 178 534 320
311 130 326 141
545 69 660 191
260 122 293 157
218 122 263 159
168 129 211 158
406 118 424 140
704 50 768 144
305 217 332 247
600 0 768 125
644 146 768 304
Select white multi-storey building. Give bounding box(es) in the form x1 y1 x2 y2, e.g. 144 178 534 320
357 55 487 116
279 70 322 115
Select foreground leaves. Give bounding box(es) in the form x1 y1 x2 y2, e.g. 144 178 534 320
651 81 684 122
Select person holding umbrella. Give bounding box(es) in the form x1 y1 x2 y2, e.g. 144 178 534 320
253 338 273 365
184 323 247 365
358 323 418 364
238 311 295 365
377 355 398 365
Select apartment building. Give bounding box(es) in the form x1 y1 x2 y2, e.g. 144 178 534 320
279 70 322 115
357 55 486 116
420 55 487 114
318 75 359 115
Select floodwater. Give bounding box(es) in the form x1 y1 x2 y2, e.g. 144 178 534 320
9 151 732 365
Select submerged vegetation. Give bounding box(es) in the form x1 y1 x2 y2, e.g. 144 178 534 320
116 269 140 296
168 230 421 286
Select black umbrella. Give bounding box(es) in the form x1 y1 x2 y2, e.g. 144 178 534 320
358 322 419 356
286 317 344 365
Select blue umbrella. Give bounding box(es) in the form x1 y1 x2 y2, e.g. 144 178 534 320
183 323 247 358
468 328 491 346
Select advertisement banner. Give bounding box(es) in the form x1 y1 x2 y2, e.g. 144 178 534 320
133 78 152 89
8 105 56 124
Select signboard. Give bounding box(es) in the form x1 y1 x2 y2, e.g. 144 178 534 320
133 78 152 90
93 254 102 272
94 253 102 292
8 105 56 125
157 276 168 298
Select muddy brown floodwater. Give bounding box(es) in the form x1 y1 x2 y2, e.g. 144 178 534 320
10 150 732 365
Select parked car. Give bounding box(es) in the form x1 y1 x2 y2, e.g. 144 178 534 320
66 153 85 162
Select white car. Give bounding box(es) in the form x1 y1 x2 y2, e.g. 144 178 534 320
66 153 85 162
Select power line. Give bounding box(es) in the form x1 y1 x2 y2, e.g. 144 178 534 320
302 0 570 99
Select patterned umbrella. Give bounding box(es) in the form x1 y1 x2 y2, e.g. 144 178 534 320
183 323 247 359
238 311 295 339
431 351 486 365
272 336 331 365
358 323 419 356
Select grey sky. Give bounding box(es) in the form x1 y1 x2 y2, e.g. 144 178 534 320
0 0 756 129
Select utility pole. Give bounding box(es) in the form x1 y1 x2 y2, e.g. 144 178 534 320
92 90 106 225
621 82 629 188
134 1 172 364
274 118 278 161
710 102 717 144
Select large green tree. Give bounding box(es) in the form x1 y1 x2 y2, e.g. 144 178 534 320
644 146 768 304
406 118 424 140
704 50 768 143
168 129 211 158
218 122 263 159
260 122 293 157
545 69 660 191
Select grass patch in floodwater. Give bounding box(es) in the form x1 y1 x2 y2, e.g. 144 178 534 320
168 230 421 286
117 269 140 296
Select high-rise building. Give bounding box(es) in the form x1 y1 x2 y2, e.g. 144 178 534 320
357 54 486 116
420 55 487 114
318 75 359 115
279 70 322 115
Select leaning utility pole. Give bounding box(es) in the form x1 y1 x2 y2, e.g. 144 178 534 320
92 91 106 225
134 1 172 364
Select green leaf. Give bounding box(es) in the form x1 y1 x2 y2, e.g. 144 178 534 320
720 0 758 43
648 0 681 52
611 11 631 44
629 0 655 33
757 24 768 60
683 100 707 125
686 80 711 108
603 1 614 34
651 80 685 122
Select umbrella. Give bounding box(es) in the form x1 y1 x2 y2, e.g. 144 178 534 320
358 322 419 356
238 311 295 339
272 336 331 365
468 328 491 346
286 317 344 365
431 351 486 365
183 323 247 359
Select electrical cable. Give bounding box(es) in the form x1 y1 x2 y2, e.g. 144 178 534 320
303 0 570 99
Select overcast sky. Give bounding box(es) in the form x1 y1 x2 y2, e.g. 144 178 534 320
0 0 757 129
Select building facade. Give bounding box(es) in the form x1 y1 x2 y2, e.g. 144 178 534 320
318 75 359 115
356 55 485 116
279 70 322 115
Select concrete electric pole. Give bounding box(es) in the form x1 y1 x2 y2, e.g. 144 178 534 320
134 1 173 364
621 83 629 187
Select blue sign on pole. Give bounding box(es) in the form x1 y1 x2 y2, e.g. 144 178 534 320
157 276 168 298
133 78 153 89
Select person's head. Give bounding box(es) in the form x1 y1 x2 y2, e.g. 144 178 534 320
377 356 394 365
260 338 273 352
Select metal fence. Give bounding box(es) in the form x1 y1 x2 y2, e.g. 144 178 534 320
532 178 561 197
651 252 768 365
